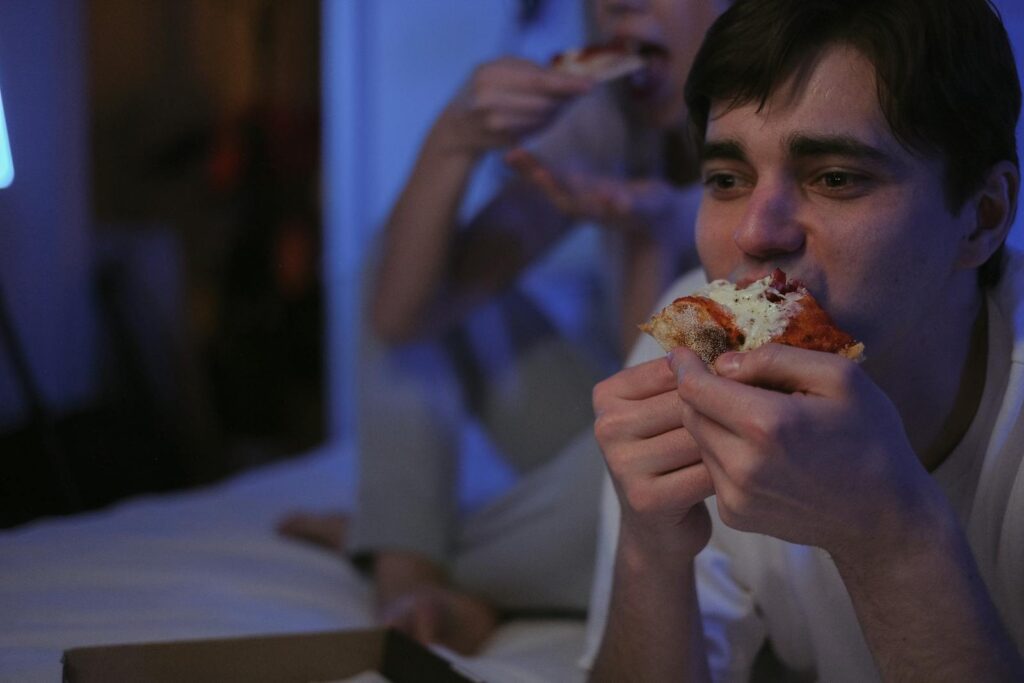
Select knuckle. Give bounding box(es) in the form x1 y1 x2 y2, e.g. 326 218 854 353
471 63 494 84
591 379 614 414
746 408 783 444
623 481 658 516
676 368 701 397
593 409 627 444
527 71 551 91
716 489 754 530
834 361 860 393
484 111 504 132
729 458 758 492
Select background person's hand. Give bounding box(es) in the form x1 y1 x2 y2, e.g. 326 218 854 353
432 58 592 158
506 148 697 250
378 584 499 656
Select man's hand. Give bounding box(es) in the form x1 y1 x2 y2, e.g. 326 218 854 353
591 357 715 682
669 343 1024 680
593 357 715 559
433 58 592 158
669 344 937 561
505 149 697 250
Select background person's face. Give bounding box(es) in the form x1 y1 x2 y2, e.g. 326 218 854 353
593 0 719 127
695 45 979 362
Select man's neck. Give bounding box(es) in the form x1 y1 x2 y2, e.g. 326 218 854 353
873 292 989 472
919 301 989 470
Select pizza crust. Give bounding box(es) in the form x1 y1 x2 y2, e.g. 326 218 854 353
551 43 645 82
640 270 864 364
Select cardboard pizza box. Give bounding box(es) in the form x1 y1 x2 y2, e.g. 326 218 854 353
62 627 479 682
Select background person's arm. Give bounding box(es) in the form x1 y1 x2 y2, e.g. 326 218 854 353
369 58 590 341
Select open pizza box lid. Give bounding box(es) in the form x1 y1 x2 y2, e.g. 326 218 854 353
62 628 479 683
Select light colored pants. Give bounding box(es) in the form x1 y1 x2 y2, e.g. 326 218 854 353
348 288 609 613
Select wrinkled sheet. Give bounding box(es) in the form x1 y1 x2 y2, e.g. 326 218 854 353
0 444 585 682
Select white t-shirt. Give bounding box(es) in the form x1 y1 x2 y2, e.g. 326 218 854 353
581 249 1024 680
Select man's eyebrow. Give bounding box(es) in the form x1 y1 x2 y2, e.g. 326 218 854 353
787 134 891 162
700 140 748 164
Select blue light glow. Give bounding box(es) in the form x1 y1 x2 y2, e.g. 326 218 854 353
0 83 12 188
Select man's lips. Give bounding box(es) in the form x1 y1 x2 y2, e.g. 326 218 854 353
734 268 811 293
735 270 776 288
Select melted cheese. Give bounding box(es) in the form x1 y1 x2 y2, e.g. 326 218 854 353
698 275 804 350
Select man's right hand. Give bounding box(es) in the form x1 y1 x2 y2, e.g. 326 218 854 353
592 356 715 560
433 57 592 158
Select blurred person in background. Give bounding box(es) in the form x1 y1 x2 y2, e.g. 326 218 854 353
279 0 731 655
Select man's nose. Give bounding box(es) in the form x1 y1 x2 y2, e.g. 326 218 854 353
732 180 806 260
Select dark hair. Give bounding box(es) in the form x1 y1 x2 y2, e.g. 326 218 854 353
685 0 1021 284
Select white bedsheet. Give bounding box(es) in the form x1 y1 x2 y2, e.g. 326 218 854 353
0 444 586 682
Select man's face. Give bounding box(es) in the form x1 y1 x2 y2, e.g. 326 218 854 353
593 0 720 127
695 45 978 361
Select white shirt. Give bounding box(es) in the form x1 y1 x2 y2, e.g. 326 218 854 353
581 249 1024 680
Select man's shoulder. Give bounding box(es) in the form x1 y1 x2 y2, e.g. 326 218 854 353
994 246 1024 362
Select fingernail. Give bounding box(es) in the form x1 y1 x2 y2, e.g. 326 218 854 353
667 350 684 380
716 352 742 375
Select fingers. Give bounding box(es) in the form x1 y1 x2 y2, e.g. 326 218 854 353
604 422 703 476
468 59 591 116
616 461 715 519
649 461 715 505
669 347 789 437
593 356 677 408
380 593 441 646
485 89 569 114
505 150 576 211
714 343 865 399
449 58 592 150
482 57 594 96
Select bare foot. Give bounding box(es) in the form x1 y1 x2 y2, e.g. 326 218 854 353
275 510 348 552
379 585 499 656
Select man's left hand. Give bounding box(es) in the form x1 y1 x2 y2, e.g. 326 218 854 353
668 344 939 562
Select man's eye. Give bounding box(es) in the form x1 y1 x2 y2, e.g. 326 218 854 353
822 171 849 188
812 169 871 196
704 172 740 192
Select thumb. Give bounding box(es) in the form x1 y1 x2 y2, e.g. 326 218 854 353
714 343 859 398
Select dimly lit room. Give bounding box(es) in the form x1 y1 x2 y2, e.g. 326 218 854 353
3 1 1024 681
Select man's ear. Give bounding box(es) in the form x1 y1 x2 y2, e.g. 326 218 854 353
957 160 1019 269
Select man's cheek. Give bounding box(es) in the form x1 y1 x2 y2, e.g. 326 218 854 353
694 220 734 279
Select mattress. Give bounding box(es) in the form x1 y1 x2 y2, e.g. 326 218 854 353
0 444 586 682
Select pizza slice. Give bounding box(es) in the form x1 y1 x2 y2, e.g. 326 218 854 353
640 268 865 365
551 39 646 82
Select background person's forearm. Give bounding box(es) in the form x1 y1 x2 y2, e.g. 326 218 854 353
369 121 479 341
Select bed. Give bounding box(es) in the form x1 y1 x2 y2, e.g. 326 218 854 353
0 444 588 682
